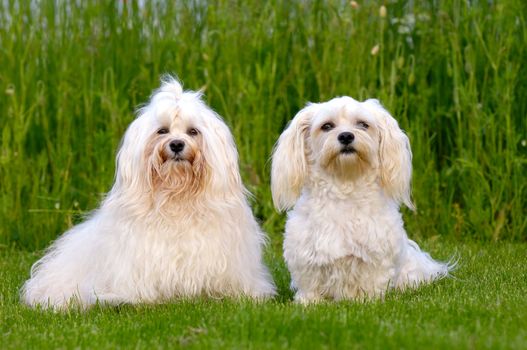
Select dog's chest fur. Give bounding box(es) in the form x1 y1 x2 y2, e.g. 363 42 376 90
283 182 408 299
97 201 253 300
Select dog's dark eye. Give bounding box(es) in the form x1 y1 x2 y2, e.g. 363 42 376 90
157 128 169 135
321 122 335 131
187 128 199 136
357 121 369 129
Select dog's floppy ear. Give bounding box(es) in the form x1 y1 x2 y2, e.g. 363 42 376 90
200 110 245 196
113 114 152 194
363 99 414 210
271 104 316 212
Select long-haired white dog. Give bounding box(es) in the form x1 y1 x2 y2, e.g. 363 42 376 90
271 97 452 303
22 76 276 309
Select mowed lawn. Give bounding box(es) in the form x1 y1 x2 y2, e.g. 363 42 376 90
1 242 526 349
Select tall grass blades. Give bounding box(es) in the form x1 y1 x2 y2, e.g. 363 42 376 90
0 0 525 249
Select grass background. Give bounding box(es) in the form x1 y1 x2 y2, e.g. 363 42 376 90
0 0 526 348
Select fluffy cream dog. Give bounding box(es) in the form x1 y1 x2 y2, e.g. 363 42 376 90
22 76 276 309
271 97 452 303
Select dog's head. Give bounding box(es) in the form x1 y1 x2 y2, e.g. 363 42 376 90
114 76 242 202
271 97 413 211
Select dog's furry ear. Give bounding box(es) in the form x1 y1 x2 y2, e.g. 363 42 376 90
113 115 149 193
271 104 316 212
364 99 414 210
200 111 245 196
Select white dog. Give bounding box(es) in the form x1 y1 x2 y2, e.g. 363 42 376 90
22 76 276 309
271 97 452 303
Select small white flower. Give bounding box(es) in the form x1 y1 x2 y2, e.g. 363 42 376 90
5 84 15 95
417 13 431 22
398 26 411 34
379 5 387 18
370 44 380 56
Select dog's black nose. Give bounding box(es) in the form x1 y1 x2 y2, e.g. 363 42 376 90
169 140 185 153
338 132 355 145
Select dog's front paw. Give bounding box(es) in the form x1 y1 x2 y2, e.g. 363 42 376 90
294 291 323 305
246 289 277 302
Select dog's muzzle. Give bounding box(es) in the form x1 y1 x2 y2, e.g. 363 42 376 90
168 140 190 162
340 146 356 154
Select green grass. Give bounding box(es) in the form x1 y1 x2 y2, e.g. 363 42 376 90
2 242 526 349
1 1 526 348
0 1 525 249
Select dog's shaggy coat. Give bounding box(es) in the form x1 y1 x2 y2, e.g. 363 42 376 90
271 97 452 303
22 77 276 309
